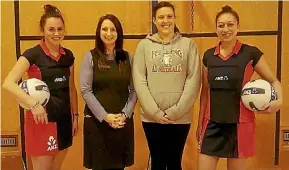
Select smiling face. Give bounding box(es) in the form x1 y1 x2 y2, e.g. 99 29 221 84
216 13 239 42
153 7 176 37
100 19 118 47
42 17 65 46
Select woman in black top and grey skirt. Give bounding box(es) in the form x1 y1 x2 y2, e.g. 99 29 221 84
80 14 137 170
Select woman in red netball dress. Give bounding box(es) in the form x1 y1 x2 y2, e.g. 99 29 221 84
196 5 283 170
2 4 78 170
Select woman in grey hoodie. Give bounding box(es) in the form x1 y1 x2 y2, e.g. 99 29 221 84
133 2 201 170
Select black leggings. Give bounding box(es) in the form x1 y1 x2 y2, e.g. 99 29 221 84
142 122 190 170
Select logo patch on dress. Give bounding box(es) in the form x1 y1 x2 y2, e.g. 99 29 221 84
47 136 58 151
54 76 66 82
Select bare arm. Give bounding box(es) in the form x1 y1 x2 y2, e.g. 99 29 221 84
3 56 47 124
70 64 79 135
198 66 209 127
2 56 38 107
254 57 283 111
69 64 78 115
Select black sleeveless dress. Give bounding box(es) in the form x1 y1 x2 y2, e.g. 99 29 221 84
83 49 134 170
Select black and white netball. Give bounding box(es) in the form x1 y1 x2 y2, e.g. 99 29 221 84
241 79 277 111
19 78 50 109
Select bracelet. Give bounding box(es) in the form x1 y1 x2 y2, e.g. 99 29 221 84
73 113 79 117
30 101 40 110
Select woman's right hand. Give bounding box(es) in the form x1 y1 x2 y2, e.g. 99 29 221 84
159 114 174 124
31 104 48 124
104 114 124 129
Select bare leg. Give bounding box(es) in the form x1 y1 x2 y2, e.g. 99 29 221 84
197 153 219 170
31 156 54 170
227 158 247 170
51 149 68 170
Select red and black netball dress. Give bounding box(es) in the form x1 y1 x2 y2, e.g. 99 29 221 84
22 41 75 156
199 40 263 158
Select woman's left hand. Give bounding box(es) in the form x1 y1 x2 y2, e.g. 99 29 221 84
261 99 283 113
114 113 126 128
72 115 79 136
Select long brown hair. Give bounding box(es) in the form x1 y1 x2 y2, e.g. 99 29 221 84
92 14 127 72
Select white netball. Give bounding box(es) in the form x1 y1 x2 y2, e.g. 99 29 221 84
18 78 50 109
241 79 277 111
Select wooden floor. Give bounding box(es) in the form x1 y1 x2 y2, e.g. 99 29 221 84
1 155 25 170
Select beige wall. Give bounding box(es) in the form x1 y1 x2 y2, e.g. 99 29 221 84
280 1 289 161
1 1 289 170
1 1 22 156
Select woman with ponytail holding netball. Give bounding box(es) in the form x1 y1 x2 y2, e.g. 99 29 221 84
197 5 283 170
3 5 78 170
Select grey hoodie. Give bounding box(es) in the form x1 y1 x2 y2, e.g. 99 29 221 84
133 32 201 124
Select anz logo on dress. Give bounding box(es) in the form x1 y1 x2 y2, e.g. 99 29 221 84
215 75 229 81
54 76 67 82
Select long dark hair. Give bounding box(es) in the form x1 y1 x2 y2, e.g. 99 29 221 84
153 1 179 33
92 14 127 71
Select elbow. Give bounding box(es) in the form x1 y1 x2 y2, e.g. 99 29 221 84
271 79 281 85
79 85 88 96
80 88 91 100
2 79 11 90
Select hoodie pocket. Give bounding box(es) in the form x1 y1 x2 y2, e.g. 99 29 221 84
153 92 182 110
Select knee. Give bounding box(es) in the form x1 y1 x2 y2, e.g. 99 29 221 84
52 159 64 170
31 156 53 170
197 154 218 170
227 158 247 170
